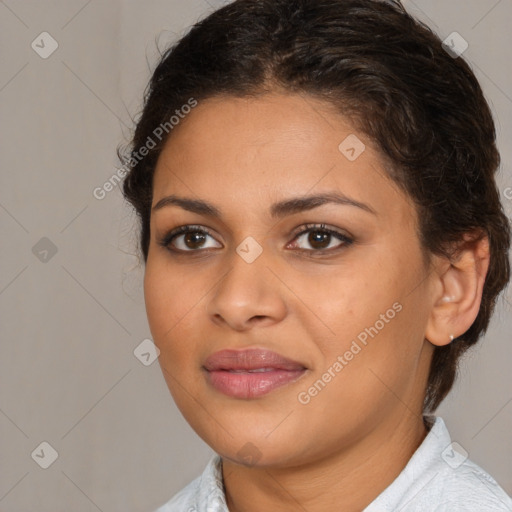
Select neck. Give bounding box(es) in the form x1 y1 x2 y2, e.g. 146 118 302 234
222 412 428 512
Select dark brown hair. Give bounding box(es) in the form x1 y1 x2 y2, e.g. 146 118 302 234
121 0 511 412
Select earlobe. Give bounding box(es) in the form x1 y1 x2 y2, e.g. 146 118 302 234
424 233 490 347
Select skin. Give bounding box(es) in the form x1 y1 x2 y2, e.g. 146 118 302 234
144 92 490 511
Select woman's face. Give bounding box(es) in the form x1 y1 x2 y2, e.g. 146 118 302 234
144 92 437 467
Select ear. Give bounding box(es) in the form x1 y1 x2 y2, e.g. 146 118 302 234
424 232 490 347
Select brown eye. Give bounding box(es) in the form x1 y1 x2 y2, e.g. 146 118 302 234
182 231 208 249
160 225 221 252
306 230 332 249
290 224 353 252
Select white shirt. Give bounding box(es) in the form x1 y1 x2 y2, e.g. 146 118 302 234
154 416 512 511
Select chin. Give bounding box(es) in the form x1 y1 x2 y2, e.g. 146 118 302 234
207 429 309 468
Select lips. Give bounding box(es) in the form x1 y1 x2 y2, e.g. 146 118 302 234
203 348 306 372
203 348 307 399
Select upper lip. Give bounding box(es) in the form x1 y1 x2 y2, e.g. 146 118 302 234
203 348 307 371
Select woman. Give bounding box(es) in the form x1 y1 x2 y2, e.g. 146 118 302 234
121 0 512 510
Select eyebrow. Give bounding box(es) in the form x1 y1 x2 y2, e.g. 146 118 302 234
151 192 376 218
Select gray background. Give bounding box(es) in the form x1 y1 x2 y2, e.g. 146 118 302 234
0 0 511 510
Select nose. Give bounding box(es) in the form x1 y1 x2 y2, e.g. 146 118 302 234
206 248 288 331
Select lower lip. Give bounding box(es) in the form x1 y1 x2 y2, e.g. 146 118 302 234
205 368 307 399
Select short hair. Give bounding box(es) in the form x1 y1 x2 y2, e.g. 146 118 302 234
121 0 511 412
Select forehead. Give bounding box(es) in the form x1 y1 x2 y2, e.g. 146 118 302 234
152 93 414 225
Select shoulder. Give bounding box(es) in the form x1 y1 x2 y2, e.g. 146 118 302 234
152 454 227 512
371 458 512 512
425 455 512 511
152 475 201 512
426 417 512 511
366 416 512 512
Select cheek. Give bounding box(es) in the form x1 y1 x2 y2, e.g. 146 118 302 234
144 264 172 339
294 264 391 344
143 258 211 374
144 260 194 345
308 258 421 370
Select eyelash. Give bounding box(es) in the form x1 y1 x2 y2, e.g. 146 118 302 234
158 223 354 256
